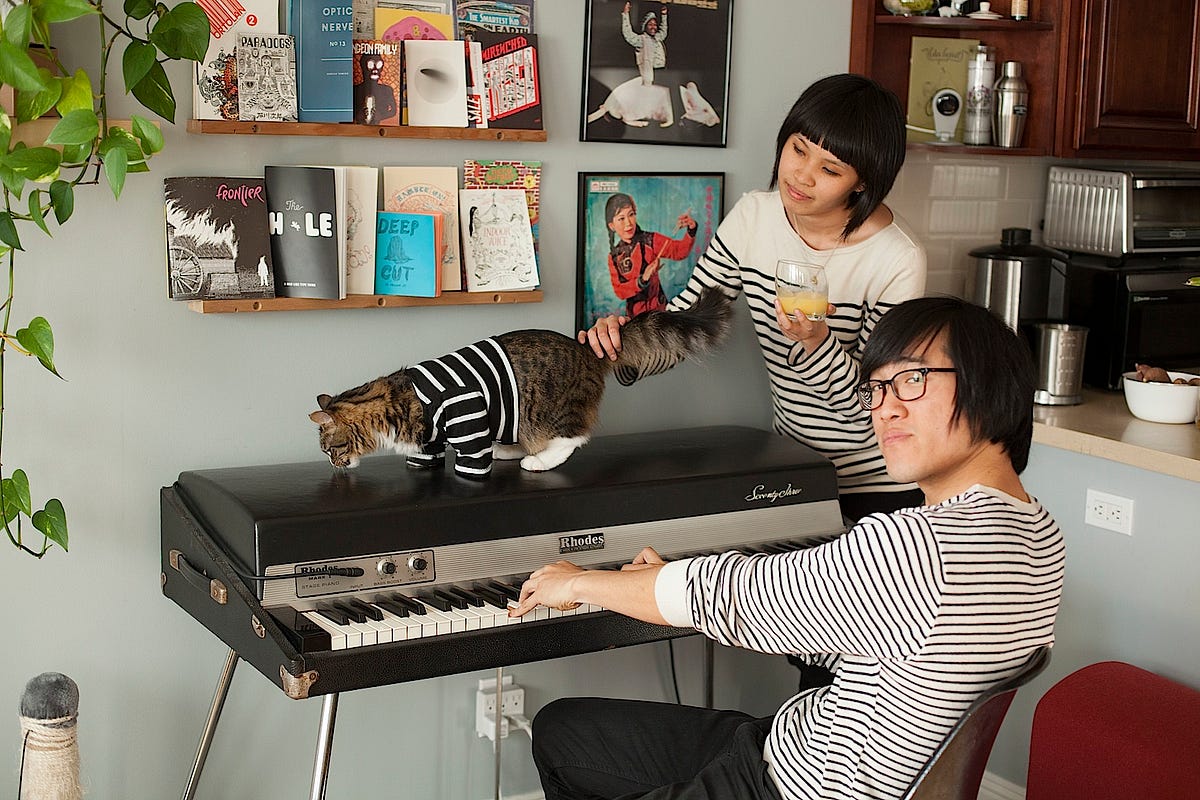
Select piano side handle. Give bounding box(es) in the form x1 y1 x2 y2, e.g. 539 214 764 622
170 549 228 605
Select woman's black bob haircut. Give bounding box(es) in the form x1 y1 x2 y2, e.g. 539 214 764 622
860 297 1037 474
770 73 906 240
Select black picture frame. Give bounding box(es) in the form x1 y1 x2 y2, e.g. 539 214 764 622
580 0 734 147
576 171 725 332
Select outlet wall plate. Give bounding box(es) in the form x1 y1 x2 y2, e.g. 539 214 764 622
1085 489 1134 535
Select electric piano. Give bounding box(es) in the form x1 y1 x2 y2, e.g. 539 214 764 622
161 426 844 701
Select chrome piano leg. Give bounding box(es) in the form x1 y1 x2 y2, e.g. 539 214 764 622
309 692 339 800
182 648 239 800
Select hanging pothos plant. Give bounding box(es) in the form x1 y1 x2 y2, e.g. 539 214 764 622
0 0 209 556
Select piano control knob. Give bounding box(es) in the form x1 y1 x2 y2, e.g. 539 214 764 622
377 559 397 576
408 555 429 572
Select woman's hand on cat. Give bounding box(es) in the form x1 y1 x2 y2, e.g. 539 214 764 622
578 314 628 360
622 546 666 571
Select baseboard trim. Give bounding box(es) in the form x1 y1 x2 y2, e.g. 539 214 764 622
494 771 1023 800
980 770 1026 800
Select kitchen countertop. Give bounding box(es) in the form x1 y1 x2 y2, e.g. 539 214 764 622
1033 388 1200 482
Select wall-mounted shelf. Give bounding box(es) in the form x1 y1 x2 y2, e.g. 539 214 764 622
874 15 1053 30
187 119 546 142
187 290 543 314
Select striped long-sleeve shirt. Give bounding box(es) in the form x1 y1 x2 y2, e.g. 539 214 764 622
655 486 1065 800
405 337 519 478
666 190 926 494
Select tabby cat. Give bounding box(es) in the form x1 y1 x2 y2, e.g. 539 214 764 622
309 288 733 479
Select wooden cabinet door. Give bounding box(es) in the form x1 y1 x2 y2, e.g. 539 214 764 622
1059 0 1200 158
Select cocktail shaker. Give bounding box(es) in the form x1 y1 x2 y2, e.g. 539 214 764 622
963 45 996 145
993 61 1029 148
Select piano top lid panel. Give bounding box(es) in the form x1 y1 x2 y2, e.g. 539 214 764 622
168 425 839 571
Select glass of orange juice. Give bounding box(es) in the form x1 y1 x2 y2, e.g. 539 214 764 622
776 260 829 321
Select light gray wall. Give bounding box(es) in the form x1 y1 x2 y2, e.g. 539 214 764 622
3 3 845 798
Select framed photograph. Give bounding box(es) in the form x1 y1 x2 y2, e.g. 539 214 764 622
576 171 724 331
580 0 733 147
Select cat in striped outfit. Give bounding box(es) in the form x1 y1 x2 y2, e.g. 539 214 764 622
309 288 732 479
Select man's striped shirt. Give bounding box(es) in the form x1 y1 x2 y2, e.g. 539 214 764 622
655 486 1065 800
405 337 519 478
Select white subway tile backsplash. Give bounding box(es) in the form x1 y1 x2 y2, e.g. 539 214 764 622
929 200 979 234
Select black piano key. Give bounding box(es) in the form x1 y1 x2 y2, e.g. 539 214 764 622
415 592 453 613
488 581 521 601
348 599 384 621
435 589 468 610
475 585 508 608
374 599 410 618
316 606 352 626
333 601 368 624
393 594 427 615
449 586 485 607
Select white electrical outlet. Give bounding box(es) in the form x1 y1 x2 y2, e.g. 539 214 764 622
476 676 525 740
1085 489 1134 535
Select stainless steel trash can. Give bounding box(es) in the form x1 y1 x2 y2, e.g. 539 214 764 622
1033 323 1088 406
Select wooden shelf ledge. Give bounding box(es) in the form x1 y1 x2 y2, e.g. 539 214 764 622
187 290 543 314
875 15 1053 30
187 119 547 142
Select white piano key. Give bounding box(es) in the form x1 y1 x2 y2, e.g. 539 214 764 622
302 610 348 651
343 618 375 647
373 605 423 641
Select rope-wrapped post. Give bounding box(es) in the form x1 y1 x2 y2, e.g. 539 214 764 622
18 672 82 800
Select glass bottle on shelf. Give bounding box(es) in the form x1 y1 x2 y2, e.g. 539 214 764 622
964 45 996 146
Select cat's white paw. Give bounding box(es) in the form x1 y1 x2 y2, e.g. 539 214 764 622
520 454 549 472
493 444 526 461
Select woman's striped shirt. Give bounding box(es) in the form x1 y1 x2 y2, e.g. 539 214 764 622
655 486 1065 800
666 190 926 494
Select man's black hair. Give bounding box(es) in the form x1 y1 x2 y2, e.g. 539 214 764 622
860 296 1036 473
769 73 906 239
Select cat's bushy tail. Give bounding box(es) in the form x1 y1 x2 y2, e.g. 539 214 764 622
611 287 734 386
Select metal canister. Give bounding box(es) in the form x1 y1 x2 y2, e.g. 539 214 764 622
993 61 1029 148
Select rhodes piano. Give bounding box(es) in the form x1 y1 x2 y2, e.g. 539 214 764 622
161 425 843 701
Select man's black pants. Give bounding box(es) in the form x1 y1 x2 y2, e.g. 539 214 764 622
532 697 783 800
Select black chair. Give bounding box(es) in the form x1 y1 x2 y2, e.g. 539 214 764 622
901 646 1052 800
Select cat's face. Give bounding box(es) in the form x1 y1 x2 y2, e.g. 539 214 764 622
309 393 374 468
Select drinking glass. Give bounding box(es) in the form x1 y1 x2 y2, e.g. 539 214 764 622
775 260 829 321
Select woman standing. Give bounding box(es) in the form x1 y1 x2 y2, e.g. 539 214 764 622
581 74 927 523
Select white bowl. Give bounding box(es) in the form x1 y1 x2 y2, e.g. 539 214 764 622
1121 371 1200 424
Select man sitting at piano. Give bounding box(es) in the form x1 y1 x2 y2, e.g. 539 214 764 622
510 296 1065 800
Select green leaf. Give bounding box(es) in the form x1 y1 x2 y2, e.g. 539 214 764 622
59 142 89 166
5 146 61 182
5 470 33 517
0 166 25 198
102 144 128 198
0 212 22 250
131 114 163 154
149 2 210 62
55 69 94 116
37 0 99 24
131 61 175 123
124 0 156 20
45 108 98 147
15 68 62 123
28 189 49 235
122 41 157 92
32 498 68 551
49 179 73 224
0 112 11 155
4 4 33 48
0 41 49 92
16 316 58 375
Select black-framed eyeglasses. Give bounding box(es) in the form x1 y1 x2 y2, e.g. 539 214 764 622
856 367 958 411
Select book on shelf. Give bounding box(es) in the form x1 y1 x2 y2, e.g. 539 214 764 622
459 187 538 292
375 210 443 297
404 39 469 127
265 165 346 299
455 1 534 38
382 166 462 291
352 39 402 125
906 36 978 144
236 34 298 122
193 0 279 120
462 159 539 266
464 39 489 127
374 6 454 41
163 176 276 301
289 0 355 122
344 166 380 294
473 30 541 129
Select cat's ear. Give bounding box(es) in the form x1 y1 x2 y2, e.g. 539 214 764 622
317 393 333 409
310 410 334 426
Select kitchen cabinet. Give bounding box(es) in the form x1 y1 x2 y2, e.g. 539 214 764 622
850 0 1064 156
1055 0 1200 159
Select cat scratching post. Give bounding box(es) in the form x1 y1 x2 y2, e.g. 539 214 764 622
18 672 83 800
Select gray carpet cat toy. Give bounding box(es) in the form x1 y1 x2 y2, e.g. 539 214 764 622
18 672 82 800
